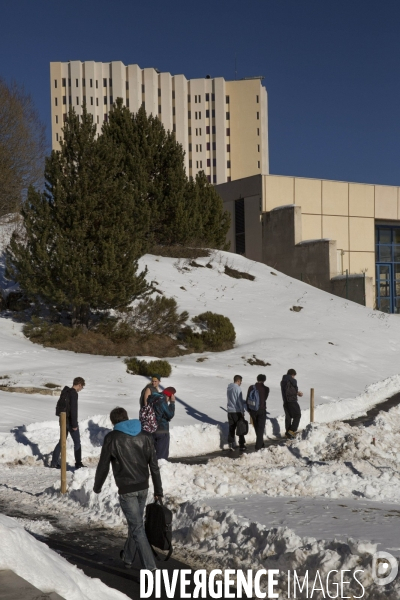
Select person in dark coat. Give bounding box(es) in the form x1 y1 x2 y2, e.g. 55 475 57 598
93 407 162 571
246 374 269 451
50 376 86 469
149 387 176 460
281 368 303 439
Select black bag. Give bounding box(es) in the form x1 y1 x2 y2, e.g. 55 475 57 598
145 499 173 561
55 387 70 417
236 417 249 436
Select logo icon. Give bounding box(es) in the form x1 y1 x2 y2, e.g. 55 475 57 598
372 552 398 586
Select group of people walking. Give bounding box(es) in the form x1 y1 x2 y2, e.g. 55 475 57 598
50 374 174 573
227 369 303 450
48 369 302 575
50 374 176 470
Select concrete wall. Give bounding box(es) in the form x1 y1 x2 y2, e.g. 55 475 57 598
50 62 269 185
262 205 336 287
259 174 400 289
216 174 380 307
262 205 373 307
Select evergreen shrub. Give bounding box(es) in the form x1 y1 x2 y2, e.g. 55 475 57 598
182 311 236 352
127 296 188 337
24 318 79 345
125 357 172 377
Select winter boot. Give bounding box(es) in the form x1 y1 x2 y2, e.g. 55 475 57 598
74 447 86 469
285 431 295 440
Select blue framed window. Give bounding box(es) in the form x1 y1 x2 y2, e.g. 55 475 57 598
376 226 400 313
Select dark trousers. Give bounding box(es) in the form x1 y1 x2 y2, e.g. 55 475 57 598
152 432 170 460
284 401 301 433
51 424 81 467
249 409 266 450
227 412 246 447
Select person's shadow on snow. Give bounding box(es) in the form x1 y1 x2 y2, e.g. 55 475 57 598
174 395 225 427
87 420 111 446
142 378 225 427
12 425 45 461
268 416 281 437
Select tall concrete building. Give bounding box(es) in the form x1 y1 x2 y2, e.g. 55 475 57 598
50 61 269 184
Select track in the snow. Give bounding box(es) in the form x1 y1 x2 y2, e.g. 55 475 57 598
1 391 400 599
169 391 400 466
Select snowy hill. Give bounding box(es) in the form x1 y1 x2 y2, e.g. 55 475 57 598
1 249 400 455
2 249 400 598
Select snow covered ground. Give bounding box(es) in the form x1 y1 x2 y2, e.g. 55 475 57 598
2 249 400 455
2 240 400 597
2 406 400 596
0 513 128 600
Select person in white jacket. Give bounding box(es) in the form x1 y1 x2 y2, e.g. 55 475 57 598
226 375 246 451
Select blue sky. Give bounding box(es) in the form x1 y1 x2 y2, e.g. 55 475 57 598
1 0 400 185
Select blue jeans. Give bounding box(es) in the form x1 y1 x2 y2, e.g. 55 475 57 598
119 489 156 571
51 424 81 467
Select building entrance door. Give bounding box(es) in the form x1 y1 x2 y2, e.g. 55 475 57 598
376 264 392 313
375 225 400 313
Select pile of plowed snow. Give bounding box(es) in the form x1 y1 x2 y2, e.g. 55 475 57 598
3 405 400 598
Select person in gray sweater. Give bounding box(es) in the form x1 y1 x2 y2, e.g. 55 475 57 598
226 375 246 450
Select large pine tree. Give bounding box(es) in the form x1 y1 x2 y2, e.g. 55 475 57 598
7 107 148 327
104 99 230 248
189 172 231 249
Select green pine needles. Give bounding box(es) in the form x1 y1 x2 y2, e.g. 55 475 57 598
7 107 148 327
7 101 230 327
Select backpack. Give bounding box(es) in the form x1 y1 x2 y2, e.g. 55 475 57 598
139 404 159 433
147 392 166 422
236 417 249 437
55 387 70 417
285 380 298 402
145 499 173 561
247 385 260 411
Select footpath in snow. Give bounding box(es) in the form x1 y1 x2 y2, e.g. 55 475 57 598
2 404 400 597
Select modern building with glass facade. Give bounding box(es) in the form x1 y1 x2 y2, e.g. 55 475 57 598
375 225 400 313
217 174 400 312
50 61 269 185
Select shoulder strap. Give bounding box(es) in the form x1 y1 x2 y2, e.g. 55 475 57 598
150 540 173 562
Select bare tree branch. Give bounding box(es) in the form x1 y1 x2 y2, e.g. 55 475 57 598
0 78 46 216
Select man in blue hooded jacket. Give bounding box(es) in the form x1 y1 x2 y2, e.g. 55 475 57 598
93 407 162 571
